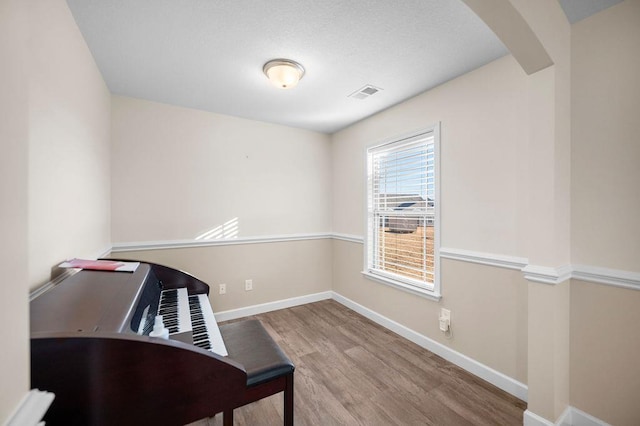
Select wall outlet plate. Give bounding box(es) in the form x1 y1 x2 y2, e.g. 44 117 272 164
219 283 226 295
439 308 451 332
440 308 451 321
245 279 253 291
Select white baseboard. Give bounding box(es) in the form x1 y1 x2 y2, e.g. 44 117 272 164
525 406 610 426
331 292 528 402
556 406 572 426
524 410 555 426
6 389 55 426
563 407 611 426
214 291 333 322
214 289 527 401
213 290 609 426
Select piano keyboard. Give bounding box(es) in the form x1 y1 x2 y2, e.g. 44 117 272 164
158 288 192 334
189 294 228 356
149 289 227 357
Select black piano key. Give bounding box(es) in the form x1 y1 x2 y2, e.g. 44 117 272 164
156 289 220 352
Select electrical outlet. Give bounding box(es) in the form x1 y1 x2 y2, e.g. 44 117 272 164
440 308 451 321
219 283 226 295
245 279 253 291
439 308 451 332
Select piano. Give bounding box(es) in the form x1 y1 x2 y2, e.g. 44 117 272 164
30 261 294 425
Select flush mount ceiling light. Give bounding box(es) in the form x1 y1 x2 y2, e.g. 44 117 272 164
263 59 305 89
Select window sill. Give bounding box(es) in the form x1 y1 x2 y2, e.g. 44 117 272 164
361 271 441 301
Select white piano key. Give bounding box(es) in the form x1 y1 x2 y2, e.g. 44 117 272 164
153 289 227 356
196 294 228 356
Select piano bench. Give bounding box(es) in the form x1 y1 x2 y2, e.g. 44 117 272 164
219 319 294 426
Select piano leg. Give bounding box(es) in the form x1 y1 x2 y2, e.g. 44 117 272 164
219 372 292 426
223 410 233 426
218 319 295 425
284 372 294 426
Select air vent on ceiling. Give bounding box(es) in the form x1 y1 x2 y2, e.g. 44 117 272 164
349 85 382 100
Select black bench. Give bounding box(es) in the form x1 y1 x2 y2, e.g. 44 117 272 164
219 319 295 426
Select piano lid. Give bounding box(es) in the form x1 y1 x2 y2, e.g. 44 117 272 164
30 264 152 334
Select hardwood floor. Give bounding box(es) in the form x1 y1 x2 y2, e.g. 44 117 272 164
196 300 526 425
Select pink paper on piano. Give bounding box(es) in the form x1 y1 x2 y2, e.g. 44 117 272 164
59 258 140 273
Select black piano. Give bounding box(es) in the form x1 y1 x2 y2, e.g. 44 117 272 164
30 261 294 425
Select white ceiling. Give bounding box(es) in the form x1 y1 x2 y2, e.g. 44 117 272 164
558 0 622 24
66 0 620 134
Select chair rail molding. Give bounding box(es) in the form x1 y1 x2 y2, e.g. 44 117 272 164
571 264 640 291
110 235 640 292
440 247 528 270
521 264 573 285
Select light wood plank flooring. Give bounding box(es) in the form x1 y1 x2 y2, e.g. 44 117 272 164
196 299 526 425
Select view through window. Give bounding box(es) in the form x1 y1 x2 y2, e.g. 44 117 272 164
366 127 439 294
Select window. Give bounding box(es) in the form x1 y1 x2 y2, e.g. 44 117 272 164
364 125 440 299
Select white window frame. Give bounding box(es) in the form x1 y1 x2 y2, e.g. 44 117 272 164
362 124 441 301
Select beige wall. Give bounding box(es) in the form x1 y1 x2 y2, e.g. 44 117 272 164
111 239 332 312
569 2 640 424
27 0 112 288
570 280 640 426
331 55 530 383
508 1 572 420
0 0 29 421
4 0 638 424
110 97 333 315
333 240 528 383
527 280 570 421
1 0 111 420
571 0 640 271
333 55 528 256
111 96 332 243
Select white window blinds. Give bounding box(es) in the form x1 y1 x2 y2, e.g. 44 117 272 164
366 129 437 291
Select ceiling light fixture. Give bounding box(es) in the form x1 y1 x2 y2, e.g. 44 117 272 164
263 59 305 89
